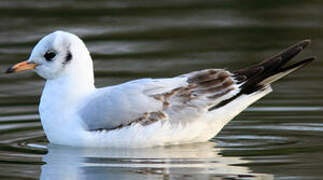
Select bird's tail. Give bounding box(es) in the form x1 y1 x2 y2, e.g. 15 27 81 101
234 40 315 95
210 40 315 110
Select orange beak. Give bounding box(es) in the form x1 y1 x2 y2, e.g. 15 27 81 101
5 60 38 73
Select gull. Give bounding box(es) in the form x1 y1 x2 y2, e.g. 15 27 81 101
6 31 314 148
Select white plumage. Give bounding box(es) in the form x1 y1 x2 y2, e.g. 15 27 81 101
6 31 314 147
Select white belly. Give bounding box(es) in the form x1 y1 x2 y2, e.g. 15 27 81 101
41 87 272 148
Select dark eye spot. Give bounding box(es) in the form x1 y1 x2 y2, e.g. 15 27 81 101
64 51 72 64
44 51 56 61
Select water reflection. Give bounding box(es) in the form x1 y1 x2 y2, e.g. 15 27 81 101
1 0 323 179
41 143 273 180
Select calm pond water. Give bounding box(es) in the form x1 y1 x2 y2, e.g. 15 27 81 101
0 0 322 179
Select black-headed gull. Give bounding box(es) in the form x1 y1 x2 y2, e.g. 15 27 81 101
6 31 314 147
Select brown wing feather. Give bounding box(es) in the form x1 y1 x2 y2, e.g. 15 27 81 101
152 69 237 111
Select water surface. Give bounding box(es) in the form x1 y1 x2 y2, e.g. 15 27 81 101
0 0 323 179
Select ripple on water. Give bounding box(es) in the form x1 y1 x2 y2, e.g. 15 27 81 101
0 0 323 179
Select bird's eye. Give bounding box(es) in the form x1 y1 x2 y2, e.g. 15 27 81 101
44 51 56 61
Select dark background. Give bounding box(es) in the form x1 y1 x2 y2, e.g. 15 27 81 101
0 0 322 179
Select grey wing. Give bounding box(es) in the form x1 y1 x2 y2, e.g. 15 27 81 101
79 78 186 130
79 70 240 131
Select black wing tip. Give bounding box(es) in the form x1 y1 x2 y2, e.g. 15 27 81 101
261 39 311 64
234 40 314 93
280 56 315 72
5 66 14 74
303 56 315 63
209 40 314 111
297 39 311 49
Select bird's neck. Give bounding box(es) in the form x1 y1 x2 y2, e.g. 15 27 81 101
40 66 96 120
42 72 95 105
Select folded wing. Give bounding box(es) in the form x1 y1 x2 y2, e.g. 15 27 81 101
79 69 239 131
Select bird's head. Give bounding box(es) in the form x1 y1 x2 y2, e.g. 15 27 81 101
6 31 93 80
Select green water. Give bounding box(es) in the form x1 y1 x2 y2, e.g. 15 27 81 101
0 0 322 179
